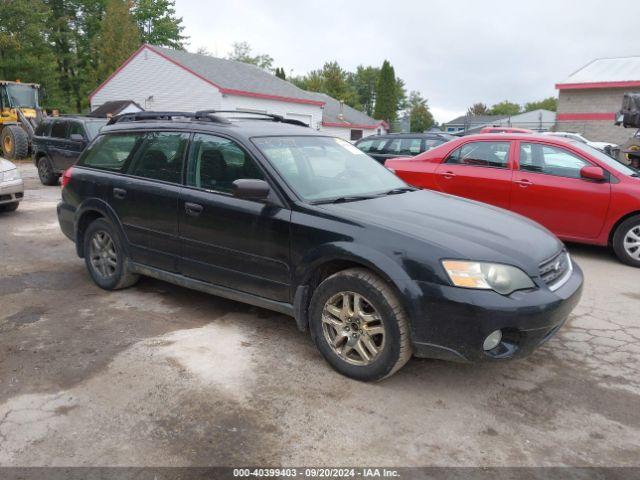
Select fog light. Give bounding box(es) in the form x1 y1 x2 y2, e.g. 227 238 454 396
483 329 502 351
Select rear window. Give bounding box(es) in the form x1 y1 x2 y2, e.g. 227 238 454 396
79 133 141 172
445 141 511 168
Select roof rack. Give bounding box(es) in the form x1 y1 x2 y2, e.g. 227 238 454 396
106 110 310 127
195 110 309 127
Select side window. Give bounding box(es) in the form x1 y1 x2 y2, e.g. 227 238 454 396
519 143 590 178
356 139 374 152
384 138 421 156
50 121 68 139
187 133 264 194
68 122 85 139
80 133 141 172
127 132 189 183
445 141 511 168
422 139 445 152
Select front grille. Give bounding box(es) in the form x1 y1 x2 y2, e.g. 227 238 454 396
539 250 572 290
0 194 11 202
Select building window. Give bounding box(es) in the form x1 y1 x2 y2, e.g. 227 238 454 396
350 129 363 141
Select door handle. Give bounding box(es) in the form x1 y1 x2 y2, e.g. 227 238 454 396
113 187 127 199
184 202 203 216
439 171 456 179
515 179 533 188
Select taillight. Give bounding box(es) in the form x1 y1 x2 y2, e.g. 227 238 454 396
61 167 73 188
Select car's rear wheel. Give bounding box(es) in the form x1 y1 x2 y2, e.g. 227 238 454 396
37 156 58 186
83 218 139 290
613 215 640 267
309 268 412 381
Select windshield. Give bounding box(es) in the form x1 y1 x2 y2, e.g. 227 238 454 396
253 136 408 202
6 84 38 108
570 141 638 176
84 120 107 140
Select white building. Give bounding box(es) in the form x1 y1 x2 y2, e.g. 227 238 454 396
90 44 387 141
443 109 557 134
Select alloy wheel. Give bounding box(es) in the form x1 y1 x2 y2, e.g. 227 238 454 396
89 230 118 279
623 225 640 260
322 291 385 366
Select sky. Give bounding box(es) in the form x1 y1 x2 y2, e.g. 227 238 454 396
174 0 640 123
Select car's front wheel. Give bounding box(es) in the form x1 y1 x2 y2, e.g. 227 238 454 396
309 268 412 381
83 218 139 290
613 215 640 267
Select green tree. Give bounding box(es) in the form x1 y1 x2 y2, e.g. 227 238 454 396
132 0 186 48
395 77 408 111
348 65 379 116
467 102 489 116
0 0 64 109
274 67 286 80
319 61 359 108
408 91 434 132
228 41 273 70
374 60 397 125
524 96 557 112
95 0 140 84
488 100 521 116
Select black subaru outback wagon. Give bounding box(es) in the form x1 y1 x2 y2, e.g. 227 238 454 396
57 111 583 381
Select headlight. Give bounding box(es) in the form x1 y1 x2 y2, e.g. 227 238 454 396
2 168 21 182
441 260 535 295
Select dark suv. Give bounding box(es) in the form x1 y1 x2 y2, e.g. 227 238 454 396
57 111 583 381
355 133 455 163
32 116 107 185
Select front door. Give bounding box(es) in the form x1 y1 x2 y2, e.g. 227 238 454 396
57 121 87 171
511 141 611 239
434 140 514 210
178 133 291 302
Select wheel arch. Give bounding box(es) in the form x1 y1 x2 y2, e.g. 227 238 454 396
74 199 128 258
608 210 640 245
292 243 423 333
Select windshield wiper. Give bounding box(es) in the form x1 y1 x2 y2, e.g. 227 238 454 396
312 195 378 205
382 187 417 195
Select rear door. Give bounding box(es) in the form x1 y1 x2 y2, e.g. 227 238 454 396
434 140 514 210
380 136 423 162
48 120 69 172
178 133 291 302
511 141 611 239
356 137 390 163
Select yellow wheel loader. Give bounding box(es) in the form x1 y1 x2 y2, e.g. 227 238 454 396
0 81 45 160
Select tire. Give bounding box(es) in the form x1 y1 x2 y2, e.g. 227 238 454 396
0 202 19 212
1 125 29 160
37 155 59 186
83 218 139 290
309 268 412 381
612 215 640 267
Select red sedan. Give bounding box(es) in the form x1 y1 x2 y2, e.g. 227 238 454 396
386 133 640 266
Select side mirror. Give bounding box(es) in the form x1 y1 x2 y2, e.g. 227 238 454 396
232 179 270 200
580 166 605 181
69 133 85 142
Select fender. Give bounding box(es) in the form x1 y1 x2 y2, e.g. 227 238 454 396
293 241 426 332
74 198 129 258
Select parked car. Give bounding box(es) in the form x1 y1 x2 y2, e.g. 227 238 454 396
543 131 618 153
479 127 534 134
57 111 583 381
354 133 455 163
32 116 107 185
386 133 640 267
0 158 24 212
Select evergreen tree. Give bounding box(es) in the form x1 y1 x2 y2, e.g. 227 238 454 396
275 67 286 80
374 60 397 125
348 65 379 116
95 0 140 84
132 0 186 48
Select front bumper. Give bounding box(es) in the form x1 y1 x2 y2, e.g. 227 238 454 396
410 263 583 362
0 179 24 204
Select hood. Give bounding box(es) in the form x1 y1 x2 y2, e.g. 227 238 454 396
318 190 563 273
0 158 17 173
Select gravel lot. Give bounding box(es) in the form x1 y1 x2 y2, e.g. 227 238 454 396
1 163 639 467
